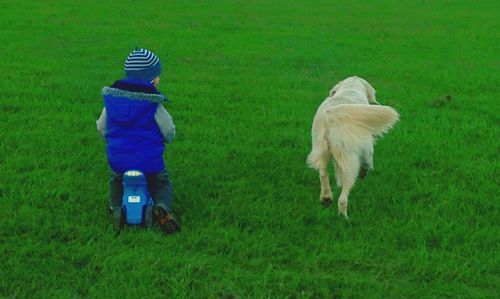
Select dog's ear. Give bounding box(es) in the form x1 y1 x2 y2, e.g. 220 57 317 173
329 80 343 97
359 77 378 104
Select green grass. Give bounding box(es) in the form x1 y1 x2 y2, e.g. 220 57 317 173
1 0 499 297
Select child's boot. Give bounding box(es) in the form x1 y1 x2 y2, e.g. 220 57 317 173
154 205 180 235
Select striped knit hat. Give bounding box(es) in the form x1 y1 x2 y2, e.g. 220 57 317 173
124 48 162 82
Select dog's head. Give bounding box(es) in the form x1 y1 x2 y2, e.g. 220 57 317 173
328 80 343 97
357 77 379 105
330 76 380 105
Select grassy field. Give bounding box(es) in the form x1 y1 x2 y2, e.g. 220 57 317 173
1 0 499 298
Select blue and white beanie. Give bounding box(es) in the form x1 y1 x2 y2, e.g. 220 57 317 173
124 48 162 82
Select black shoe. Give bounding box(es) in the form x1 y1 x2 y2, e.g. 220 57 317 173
111 207 123 234
154 206 181 235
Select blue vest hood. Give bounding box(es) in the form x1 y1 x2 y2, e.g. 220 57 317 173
102 79 167 174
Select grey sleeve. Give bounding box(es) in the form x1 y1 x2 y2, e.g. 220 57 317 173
155 104 175 143
96 108 107 139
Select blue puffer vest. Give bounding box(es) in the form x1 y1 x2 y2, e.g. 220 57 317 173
102 79 167 174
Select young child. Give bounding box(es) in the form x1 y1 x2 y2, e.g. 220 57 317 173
96 48 180 235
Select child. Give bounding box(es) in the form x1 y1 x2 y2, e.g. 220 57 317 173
96 48 180 235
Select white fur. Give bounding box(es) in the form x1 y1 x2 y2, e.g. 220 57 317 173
307 76 399 219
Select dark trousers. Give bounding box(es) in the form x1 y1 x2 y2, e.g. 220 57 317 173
109 169 173 212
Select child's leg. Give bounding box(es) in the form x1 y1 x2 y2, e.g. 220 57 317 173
146 169 180 234
146 169 173 212
109 171 123 208
109 171 123 233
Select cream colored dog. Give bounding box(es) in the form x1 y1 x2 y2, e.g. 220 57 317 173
307 76 399 219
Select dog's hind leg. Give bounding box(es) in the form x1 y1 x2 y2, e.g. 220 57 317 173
332 159 342 187
318 157 333 208
333 151 360 219
359 142 374 180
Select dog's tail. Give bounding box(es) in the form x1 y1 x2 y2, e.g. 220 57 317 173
325 104 399 152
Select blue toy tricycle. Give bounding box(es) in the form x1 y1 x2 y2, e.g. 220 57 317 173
111 169 180 235
116 170 154 230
